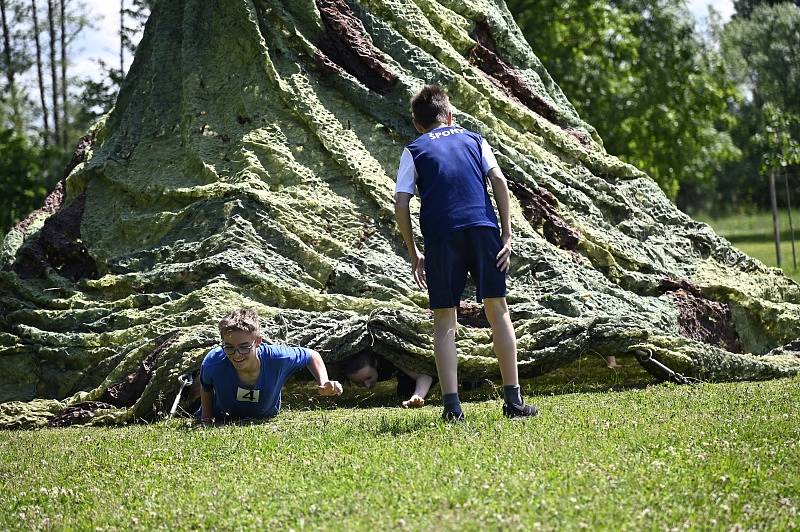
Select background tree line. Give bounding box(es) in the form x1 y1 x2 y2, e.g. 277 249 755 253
1 0 799 234
0 0 150 233
507 0 800 215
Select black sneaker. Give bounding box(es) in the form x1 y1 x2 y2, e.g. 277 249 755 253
503 402 539 419
442 410 465 423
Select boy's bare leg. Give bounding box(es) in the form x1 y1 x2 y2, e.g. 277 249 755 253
483 297 518 386
432 307 459 394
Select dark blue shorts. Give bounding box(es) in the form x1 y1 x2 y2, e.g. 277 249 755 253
424 226 507 309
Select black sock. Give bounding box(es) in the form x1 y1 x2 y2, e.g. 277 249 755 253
442 393 462 414
503 384 522 406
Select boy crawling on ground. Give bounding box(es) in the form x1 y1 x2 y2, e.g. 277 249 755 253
394 84 538 421
198 308 342 423
341 351 434 408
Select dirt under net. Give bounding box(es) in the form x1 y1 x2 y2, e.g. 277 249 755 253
1 0 799 428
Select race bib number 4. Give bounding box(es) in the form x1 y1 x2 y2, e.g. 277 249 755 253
236 387 260 402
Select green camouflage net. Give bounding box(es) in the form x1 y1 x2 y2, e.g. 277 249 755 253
1 0 799 428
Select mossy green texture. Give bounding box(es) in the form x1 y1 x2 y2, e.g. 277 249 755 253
1 0 799 427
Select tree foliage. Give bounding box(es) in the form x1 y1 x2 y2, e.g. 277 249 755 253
0 127 46 231
719 2 800 207
733 0 800 18
0 0 149 234
507 0 741 211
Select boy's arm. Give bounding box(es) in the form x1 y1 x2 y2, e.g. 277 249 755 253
200 388 214 423
394 192 426 289
307 349 343 396
411 374 434 400
487 167 513 272
396 365 434 408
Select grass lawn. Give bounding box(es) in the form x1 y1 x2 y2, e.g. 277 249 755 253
699 210 800 283
2 211 799 530
1 356 798 530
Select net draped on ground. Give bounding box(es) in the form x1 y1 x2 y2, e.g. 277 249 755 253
1 0 799 428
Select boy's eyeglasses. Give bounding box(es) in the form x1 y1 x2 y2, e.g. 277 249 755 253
221 341 256 356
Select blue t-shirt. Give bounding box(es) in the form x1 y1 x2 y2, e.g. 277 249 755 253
402 126 499 240
199 344 311 419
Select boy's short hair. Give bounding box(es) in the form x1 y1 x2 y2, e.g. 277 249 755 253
411 85 450 128
341 351 377 376
218 308 262 338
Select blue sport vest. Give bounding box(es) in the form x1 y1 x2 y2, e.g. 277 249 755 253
406 126 499 239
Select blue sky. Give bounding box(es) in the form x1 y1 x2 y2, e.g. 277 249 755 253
687 0 735 22
68 1 735 83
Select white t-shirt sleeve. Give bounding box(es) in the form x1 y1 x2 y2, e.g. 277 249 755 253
481 138 499 175
395 148 418 195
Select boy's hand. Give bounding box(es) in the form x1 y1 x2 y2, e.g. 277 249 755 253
402 394 425 408
318 380 343 396
496 233 512 272
412 254 427 289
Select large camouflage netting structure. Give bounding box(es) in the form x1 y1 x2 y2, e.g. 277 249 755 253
1 0 799 429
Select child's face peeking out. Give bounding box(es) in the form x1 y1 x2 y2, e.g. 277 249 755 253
347 363 379 389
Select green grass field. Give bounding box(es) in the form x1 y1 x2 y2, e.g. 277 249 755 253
1 212 799 530
1 361 799 530
699 209 800 283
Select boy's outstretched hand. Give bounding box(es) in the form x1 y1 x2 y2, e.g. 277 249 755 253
318 380 343 396
402 394 425 408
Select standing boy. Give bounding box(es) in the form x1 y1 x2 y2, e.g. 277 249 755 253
394 85 538 421
199 308 342 423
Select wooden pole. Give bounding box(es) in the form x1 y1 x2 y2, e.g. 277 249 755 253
783 168 797 271
770 168 782 268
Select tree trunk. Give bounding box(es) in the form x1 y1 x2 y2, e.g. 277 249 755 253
0 0 16 113
0 0 799 428
119 0 124 78
47 0 59 146
31 0 51 145
59 0 67 148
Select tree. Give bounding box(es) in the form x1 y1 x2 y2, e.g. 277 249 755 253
118 0 150 82
506 0 741 212
30 0 50 145
77 0 150 122
0 0 797 428
59 0 66 148
0 127 45 231
46 0 58 145
723 3 800 117
0 0 34 132
733 0 800 18
0 0 92 233
720 2 800 209
1 0 15 98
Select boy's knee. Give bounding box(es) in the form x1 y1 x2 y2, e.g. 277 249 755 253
432 307 457 327
483 297 509 319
